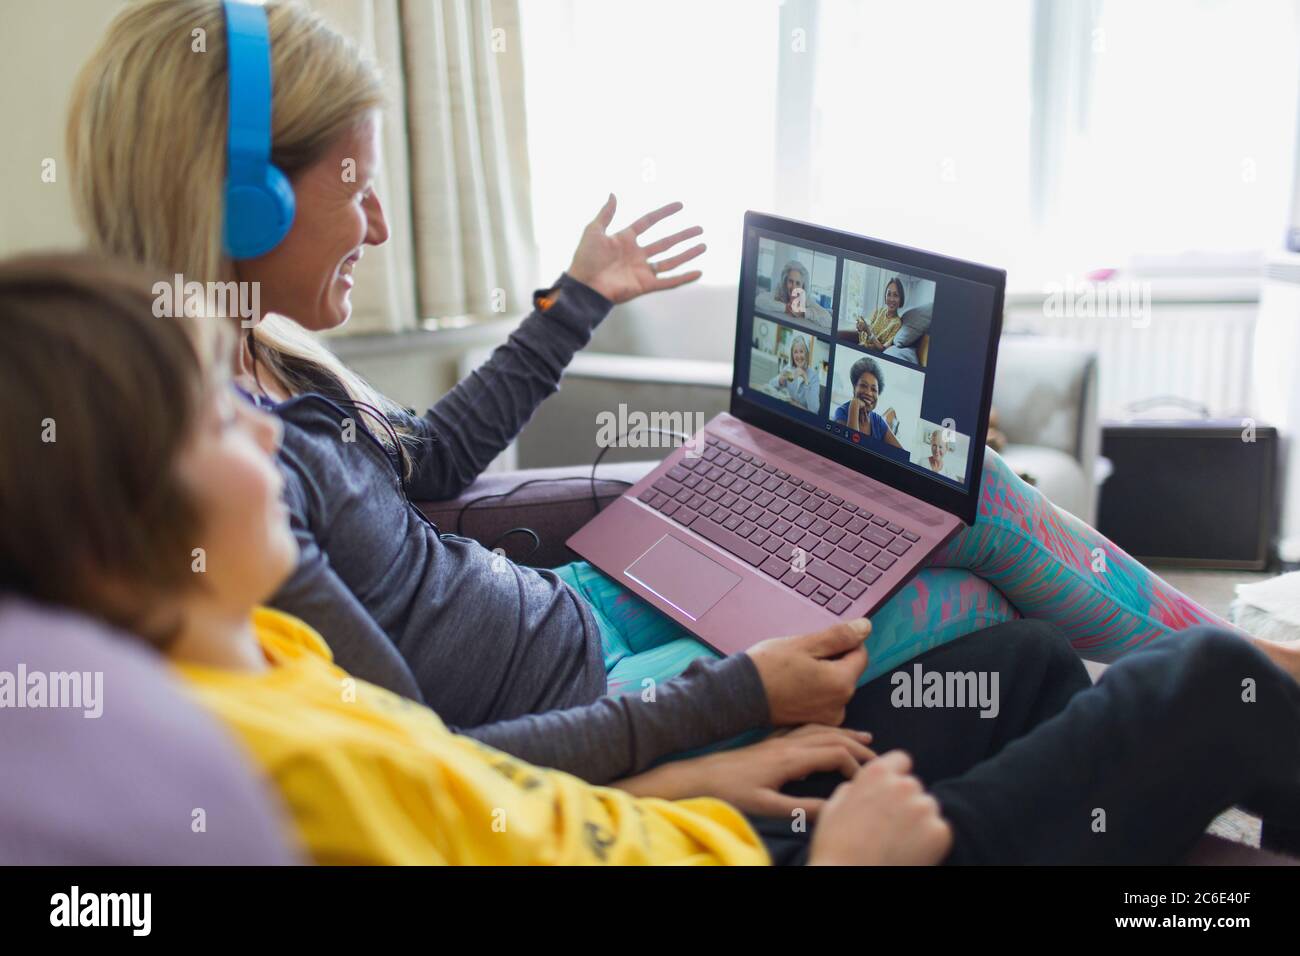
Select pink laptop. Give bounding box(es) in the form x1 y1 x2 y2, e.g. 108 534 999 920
568 212 1006 656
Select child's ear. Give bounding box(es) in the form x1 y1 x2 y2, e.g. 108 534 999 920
77 561 182 652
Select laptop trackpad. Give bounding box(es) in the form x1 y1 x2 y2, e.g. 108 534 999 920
625 534 741 621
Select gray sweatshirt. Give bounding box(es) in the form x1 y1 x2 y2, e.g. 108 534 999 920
266 273 769 784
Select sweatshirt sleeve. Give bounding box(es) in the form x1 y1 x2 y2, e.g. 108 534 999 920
453 653 772 784
268 442 426 703
399 273 614 501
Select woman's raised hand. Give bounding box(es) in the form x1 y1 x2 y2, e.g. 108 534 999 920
566 195 705 304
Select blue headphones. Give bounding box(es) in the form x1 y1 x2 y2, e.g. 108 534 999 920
222 0 295 259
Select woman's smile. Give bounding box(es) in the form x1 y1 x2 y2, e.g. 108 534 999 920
336 251 362 289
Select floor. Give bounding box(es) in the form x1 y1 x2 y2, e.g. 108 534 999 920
1155 566 1274 620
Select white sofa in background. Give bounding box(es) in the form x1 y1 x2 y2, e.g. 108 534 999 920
990 335 1101 524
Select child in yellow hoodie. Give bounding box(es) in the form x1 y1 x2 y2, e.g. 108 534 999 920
20 256 1295 866
0 254 952 867
177 606 769 865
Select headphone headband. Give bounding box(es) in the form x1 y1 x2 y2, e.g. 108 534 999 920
224 1 272 169
222 0 295 259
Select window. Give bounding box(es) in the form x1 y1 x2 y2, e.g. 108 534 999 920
522 0 1300 291
803 0 1035 277
520 0 779 283
1039 0 1300 276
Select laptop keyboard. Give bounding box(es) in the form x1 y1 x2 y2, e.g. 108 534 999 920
635 435 921 616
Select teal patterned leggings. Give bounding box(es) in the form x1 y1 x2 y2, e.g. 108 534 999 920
553 448 1236 697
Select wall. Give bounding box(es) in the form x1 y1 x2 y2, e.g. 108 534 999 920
0 0 511 415
0 1 127 258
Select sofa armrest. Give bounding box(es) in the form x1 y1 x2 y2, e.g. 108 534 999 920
993 334 1100 521
993 334 1098 466
0 598 302 864
418 461 660 568
512 352 732 469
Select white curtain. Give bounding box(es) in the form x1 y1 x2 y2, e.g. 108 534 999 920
316 0 536 335
400 0 537 320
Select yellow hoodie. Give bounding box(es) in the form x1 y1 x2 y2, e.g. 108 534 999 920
174 607 769 866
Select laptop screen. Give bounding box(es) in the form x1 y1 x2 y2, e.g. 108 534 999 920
732 212 1005 521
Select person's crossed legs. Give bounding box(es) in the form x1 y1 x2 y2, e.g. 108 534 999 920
558 446 1238 699
933 627 1300 864
755 617 1090 863
761 624 1300 865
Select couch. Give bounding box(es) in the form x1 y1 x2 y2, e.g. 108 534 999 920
422 460 1293 865
0 469 1287 866
0 598 300 864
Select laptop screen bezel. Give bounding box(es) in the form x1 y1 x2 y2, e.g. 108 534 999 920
729 210 1006 527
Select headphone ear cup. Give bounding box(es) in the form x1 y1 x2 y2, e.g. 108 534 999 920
224 164 296 260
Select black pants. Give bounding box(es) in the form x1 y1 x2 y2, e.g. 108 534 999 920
751 619 1300 865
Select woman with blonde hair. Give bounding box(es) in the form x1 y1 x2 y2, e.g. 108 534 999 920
67 0 877 790
755 258 832 329
921 426 961 481
66 0 1255 799
767 332 821 412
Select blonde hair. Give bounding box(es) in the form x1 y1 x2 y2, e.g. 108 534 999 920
66 0 402 440
775 260 809 304
788 333 811 370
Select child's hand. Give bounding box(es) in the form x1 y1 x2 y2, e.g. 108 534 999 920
616 725 875 819
809 751 953 866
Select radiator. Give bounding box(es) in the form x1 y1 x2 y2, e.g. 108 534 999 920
1004 301 1257 420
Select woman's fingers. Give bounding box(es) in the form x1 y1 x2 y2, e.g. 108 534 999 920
786 725 875 754
641 224 704 257
795 734 875 765
787 723 871 742
648 242 706 275
861 749 913 780
831 642 870 684
627 200 685 236
650 269 703 291
783 743 863 782
749 791 827 820
593 193 618 230
835 737 877 762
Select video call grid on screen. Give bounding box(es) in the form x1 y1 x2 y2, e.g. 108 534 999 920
737 225 1000 495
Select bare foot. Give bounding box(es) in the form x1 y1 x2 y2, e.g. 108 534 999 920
1252 636 1300 684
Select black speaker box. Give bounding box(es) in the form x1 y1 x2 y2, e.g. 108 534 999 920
1097 420 1277 570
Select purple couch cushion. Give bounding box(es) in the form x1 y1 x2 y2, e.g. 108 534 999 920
419 460 659 568
0 598 299 864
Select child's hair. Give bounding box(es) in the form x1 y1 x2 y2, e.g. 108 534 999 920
0 252 226 643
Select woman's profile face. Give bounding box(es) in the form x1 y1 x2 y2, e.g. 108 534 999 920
236 111 390 332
